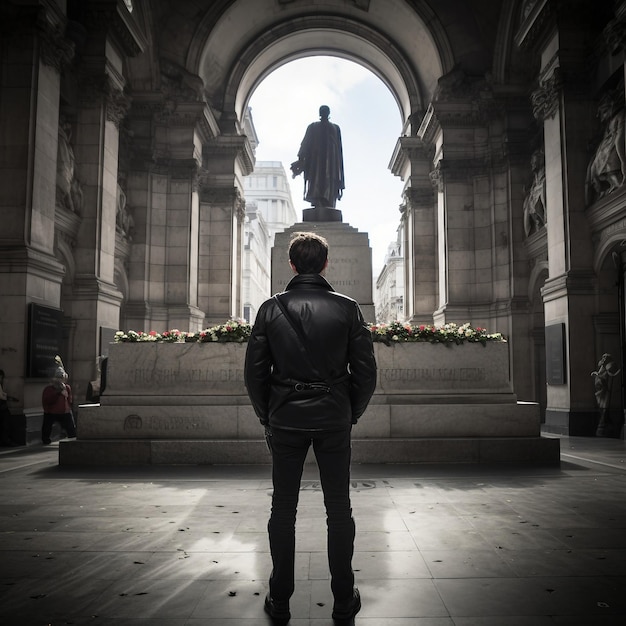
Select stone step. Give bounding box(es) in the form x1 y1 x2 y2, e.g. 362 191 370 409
58 436 560 466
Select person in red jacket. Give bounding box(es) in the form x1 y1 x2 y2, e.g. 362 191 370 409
41 361 76 444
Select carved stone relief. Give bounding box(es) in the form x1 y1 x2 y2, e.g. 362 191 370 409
56 116 83 215
586 87 626 205
523 148 547 237
116 177 134 242
531 68 562 121
160 58 205 103
603 15 626 54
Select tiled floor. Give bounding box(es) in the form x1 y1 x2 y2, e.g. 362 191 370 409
1 434 626 625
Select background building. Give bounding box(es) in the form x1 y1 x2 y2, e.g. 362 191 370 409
243 160 298 322
375 232 404 323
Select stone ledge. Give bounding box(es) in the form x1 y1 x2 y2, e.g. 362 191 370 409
59 436 560 466
75 402 541 439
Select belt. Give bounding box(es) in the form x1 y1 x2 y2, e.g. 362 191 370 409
273 372 350 393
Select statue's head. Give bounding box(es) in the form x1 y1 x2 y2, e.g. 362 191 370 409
319 105 330 120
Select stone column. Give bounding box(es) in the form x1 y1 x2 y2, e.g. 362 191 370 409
199 133 254 325
418 81 500 327
531 32 597 434
123 98 212 333
65 0 148 399
0 4 69 421
390 136 437 323
198 185 246 326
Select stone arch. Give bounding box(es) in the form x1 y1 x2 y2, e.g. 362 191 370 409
221 21 426 130
185 0 450 130
594 231 626 277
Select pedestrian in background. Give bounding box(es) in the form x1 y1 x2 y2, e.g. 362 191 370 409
41 357 76 444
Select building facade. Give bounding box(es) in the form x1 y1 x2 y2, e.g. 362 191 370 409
375 235 405 323
1 0 626 441
242 160 298 322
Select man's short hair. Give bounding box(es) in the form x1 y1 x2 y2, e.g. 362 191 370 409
288 232 329 274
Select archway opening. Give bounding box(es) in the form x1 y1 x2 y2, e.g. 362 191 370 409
248 55 406 275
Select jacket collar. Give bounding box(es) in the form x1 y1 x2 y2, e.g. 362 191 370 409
285 273 335 292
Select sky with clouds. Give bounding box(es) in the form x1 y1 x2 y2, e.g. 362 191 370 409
248 56 406 276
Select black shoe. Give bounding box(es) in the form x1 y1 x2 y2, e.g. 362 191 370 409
264 593 290 623
0 439 18 447
42 439 51 445
332 587 361 621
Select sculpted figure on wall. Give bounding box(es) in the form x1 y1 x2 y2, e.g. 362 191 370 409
591 353 621 437
56 118 83 214
523 148 546 237
116 182 134 241
586 89 626 205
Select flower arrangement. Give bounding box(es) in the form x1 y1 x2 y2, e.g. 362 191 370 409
114 320 503 346
113 330 161 343
368 321 505 346
196 320 252 343
114 320 251 344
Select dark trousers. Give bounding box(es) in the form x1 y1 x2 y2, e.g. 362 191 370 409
42 412 76 443
267 427 355 603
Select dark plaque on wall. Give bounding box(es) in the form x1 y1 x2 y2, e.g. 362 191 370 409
545 323 566 385
26 303 63 378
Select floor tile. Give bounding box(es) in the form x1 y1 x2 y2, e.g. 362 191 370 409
1 436 626 623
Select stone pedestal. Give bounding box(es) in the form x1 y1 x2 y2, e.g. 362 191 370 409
272 222 375 322
302 207 342 221
59 341 560 466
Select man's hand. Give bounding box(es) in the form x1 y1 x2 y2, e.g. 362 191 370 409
264 424 273 453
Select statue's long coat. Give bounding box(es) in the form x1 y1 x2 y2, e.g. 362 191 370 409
297 119 345 207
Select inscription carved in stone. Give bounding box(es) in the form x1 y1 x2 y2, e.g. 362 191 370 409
378 367 486 385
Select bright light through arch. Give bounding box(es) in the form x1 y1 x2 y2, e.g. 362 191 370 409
248 56 405 277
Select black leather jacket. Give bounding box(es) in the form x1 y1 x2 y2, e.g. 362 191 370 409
244 273 377 431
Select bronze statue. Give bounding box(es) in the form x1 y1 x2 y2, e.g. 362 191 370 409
291 105 344 221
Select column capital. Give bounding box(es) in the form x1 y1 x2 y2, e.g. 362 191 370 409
77 72 131 127
389 136 434 178
37 8 75 73
204 134 255 176
541 269 597 302
80 0 147 57
531 66 562 121
198 183 245 220
404 186 435 207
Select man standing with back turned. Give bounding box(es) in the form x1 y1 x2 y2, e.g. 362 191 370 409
245 232 377 623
